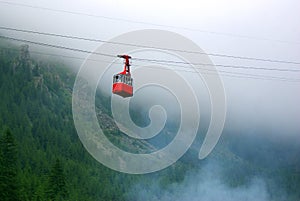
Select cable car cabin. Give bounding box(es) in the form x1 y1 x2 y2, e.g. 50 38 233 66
112 55 133 98
112 74 133 98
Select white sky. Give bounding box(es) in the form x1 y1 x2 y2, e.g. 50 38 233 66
0 0 300 137
0 0 299 64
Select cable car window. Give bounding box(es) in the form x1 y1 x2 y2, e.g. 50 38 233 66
113 75 120 83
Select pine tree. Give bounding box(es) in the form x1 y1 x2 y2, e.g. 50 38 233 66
47 159 68 201
0 128 19 201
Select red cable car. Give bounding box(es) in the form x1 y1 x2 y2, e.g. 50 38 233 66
112 55 133 98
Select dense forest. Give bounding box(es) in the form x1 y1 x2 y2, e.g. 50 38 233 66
0 43 299 201
0 43 192 201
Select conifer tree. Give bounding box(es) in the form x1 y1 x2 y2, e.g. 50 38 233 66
0 128 19 201
47 159 68 201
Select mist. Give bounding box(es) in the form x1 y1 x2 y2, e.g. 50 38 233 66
1 0 300 199
129 161 272 201
1 0 299 141
0 0 299 168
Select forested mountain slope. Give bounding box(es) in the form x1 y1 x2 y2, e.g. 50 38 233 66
0 43 299 201
0 44 142 201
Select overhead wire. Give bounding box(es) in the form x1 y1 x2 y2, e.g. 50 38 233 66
0 45 103 62
0 0 299 45
133 58 300 72
0 41 299 82
0 35 115 58
1 26 300 67
1 34 299 75
142 59 300 82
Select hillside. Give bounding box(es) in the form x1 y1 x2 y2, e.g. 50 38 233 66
0 43 196 201
0 43 139 200
0 43 299 201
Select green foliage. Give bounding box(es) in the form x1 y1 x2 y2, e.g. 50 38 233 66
0 128 19 201
0 43 299 201
0 44 144 201
47 159 68 201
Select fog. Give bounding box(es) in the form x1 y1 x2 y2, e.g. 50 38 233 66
1 0 300 199
0 0 299 155
130 161 272 201
1 0 299 160
1 1 299 140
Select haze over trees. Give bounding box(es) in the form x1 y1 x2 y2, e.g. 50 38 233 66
0 43 299 200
